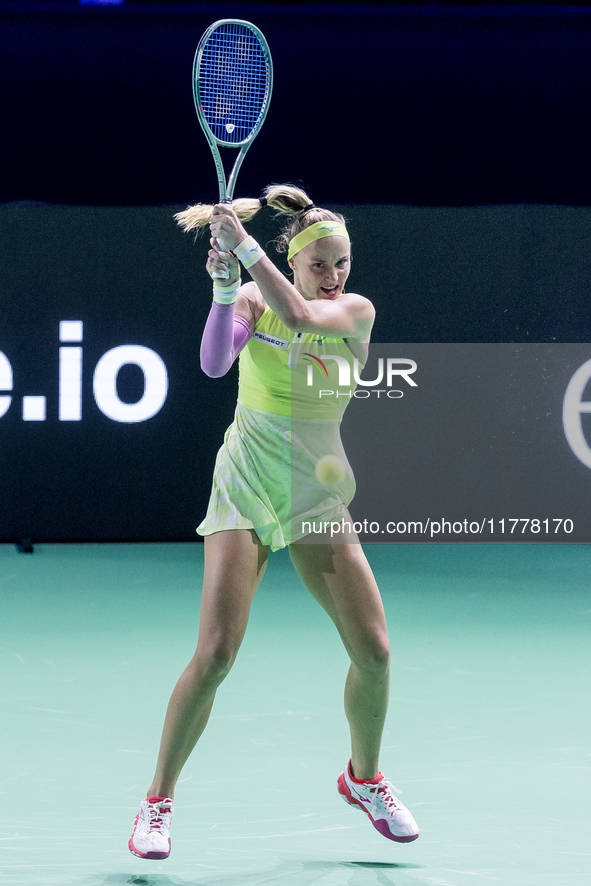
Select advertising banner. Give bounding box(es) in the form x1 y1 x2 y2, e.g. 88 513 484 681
290 344 591 543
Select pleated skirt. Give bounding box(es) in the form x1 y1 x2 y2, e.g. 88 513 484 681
197 402 356 551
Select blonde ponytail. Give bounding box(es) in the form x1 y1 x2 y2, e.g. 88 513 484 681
174 197 263 233
174 183 345 252
260 183 312 214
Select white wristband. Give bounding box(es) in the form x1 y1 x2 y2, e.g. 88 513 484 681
212 279 240 305
233 236 266 270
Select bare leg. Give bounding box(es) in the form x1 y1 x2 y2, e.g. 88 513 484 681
146 529 269 799
289 539 390 780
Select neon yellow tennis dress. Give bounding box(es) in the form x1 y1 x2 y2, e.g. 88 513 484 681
197 306 359 550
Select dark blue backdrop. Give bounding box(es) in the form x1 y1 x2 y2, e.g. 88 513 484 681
2 3 591 206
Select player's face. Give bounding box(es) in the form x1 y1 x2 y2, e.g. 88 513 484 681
289 236 351 301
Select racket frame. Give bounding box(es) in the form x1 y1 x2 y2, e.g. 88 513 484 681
193 19 273 205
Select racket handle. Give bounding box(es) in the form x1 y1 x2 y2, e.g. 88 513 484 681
212 237 230 279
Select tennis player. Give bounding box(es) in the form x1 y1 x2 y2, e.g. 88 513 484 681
128 185 419 859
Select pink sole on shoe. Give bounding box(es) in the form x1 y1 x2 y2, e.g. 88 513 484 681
372 817 419 843
128 836 170 860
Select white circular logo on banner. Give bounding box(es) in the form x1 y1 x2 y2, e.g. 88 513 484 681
563 358 591 468
93 345 168 423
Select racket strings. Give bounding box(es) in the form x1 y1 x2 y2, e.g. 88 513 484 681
198 23 270 144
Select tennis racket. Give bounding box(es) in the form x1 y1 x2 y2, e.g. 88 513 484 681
193 19 273 277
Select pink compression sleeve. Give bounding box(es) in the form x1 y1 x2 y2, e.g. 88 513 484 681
200 301 253 378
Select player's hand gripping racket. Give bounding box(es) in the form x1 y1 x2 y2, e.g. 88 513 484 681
194 19 273 278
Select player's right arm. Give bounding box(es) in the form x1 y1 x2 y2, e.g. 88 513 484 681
200 241 259 378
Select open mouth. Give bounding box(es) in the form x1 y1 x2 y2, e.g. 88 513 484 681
321 286 339 299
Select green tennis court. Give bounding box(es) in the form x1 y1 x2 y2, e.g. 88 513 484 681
1 542 589 885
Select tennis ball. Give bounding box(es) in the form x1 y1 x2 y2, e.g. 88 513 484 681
315 454 346 486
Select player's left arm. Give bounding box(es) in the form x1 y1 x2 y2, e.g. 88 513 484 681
243 253 375 339
247 257 375 340
209 205 375 341
289 291 375 341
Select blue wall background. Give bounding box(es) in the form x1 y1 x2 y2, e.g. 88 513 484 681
2 3 591 206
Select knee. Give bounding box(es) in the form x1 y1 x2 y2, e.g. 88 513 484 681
350 635 390 675
192 639 239 685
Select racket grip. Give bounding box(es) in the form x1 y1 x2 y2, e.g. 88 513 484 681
212 237 230 279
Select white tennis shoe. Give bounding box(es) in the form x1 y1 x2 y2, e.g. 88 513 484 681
337 760 419 842
129 796 174 859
